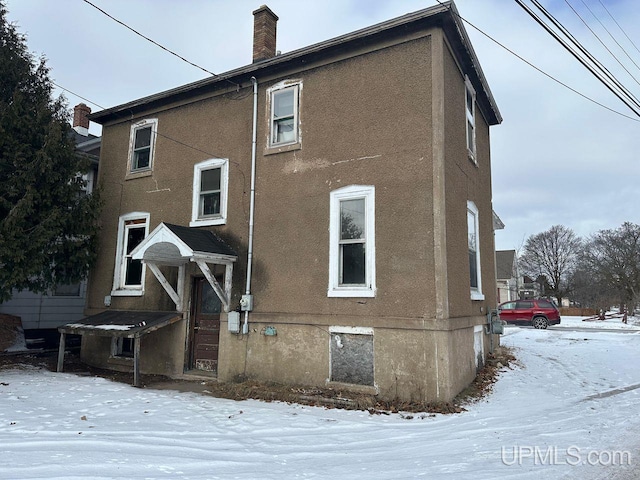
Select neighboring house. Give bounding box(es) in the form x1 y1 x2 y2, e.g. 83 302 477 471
0 104 100 347
520 275 542 299
71 2 502 403
496 249 518 304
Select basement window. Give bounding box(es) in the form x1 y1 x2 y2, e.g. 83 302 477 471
329 326 374 386
111 337 134 358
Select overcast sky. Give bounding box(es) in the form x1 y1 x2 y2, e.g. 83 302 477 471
4 0 639 252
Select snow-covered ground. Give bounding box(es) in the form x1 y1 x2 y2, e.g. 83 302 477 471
1 316 640 479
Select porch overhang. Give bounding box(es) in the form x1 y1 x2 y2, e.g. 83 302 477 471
56 310 183 387
130 223 237 312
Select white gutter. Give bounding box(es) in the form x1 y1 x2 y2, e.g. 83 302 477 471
243 76 259 334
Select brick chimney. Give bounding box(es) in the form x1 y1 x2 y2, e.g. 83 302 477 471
252 5 278 63
73 103 91 136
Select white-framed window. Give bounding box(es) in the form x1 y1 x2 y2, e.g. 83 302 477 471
467 201 484 300
268 81 300 147
328 185 376 298
190 158 229 227
127 119 158 173
111 212 150 296
465 75 476 162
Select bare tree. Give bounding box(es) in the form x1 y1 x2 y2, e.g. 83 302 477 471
569 263 616 311
581 222 640 312
519 225 581 305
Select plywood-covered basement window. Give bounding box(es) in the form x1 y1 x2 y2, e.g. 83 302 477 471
329 326 374 386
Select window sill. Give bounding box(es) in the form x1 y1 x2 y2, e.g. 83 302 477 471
325 381 378 395
111 289 144 297
108 356 134 367
125 169 153 181
189 217 226 227
467 149 477 166
327 287 376 298
471 291 485 301
264 142 301 156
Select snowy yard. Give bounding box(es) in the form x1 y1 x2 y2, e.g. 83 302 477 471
1 316 640 479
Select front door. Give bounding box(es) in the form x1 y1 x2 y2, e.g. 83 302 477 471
190 277 222 373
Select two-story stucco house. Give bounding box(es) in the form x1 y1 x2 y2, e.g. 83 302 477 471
63 2 502 403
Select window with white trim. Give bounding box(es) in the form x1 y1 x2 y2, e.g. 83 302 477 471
465 76 476 162
328 185 376 297
112 212 150 296
268 82 300 147
467 201 484 300
128 119 157 173
190 158 228 227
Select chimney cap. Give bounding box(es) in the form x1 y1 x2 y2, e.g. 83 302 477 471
252 4 278 20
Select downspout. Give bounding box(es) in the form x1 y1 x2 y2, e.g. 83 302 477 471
243 76 258 334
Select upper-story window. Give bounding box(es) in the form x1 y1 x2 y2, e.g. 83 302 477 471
328 185 376 298
467 200 484 300
465 76 476 162
268 81 300 148
112 212 150 296
128 119 157 174
190 158 229 227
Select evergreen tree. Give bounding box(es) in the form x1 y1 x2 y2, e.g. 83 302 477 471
0 1 101 302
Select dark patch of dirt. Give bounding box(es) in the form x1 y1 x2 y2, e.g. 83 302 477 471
0 314 21 351
1 341 517 415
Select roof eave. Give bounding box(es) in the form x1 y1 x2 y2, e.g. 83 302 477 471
89 1 501 125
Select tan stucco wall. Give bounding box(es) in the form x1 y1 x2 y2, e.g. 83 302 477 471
84 27 499 403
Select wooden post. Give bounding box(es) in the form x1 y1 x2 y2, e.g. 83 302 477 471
56 332 66 372
133 336 141 387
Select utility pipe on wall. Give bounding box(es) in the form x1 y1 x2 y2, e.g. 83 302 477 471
243 76 259 334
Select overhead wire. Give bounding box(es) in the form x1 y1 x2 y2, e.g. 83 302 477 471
81 0 239 88
514 0 640 118
580 0 640 76
528 0 640 112
54 78 249 185
597 0 640 57
434 0 640 122
564 0 640 88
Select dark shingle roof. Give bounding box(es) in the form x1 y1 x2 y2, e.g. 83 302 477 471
164 223 237 257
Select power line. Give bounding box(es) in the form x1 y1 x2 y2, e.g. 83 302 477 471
81 0 238 88
564 0 640 88
527 0 640 114
434 0 640 122
597 0 640 57
53 79 248 179
580 0 640 76
53 81 106 110
514 0 640 118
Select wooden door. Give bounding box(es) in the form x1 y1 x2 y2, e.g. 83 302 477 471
190 277 222 373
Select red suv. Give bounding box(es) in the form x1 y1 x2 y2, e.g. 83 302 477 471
498 299 561 329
